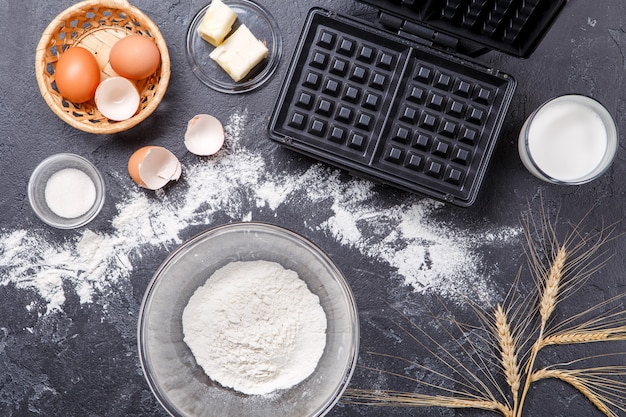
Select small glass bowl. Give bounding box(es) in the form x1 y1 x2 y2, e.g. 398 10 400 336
138 222 359 417
518 94 618 184
28 153 106 229
186 0 282 94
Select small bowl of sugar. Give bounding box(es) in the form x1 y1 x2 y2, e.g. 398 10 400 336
28 153 106 229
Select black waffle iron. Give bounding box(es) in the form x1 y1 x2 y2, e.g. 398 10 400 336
268 0 566 207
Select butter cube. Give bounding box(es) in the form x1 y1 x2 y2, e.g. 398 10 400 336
209 24 269 82
197 0 238 47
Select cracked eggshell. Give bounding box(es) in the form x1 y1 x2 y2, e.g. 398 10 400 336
128 146 182 190
95 76 140 121
184 114 225 156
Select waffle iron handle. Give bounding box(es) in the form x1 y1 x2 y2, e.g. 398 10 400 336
378 11 490 58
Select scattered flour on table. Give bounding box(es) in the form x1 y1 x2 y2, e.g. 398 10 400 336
182 260 326 395
0 110 521 313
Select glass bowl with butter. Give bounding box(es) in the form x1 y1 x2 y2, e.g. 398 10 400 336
138 222 359 417
186 0 282 93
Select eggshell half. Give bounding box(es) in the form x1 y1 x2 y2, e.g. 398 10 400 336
128 146 182 190
95 77 140 121
184 114 225 156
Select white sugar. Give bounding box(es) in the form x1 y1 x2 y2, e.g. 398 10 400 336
45 168 96 218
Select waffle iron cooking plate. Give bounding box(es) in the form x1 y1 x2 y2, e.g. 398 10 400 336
268 1 565 206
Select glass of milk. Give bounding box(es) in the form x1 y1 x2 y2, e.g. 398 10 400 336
518 95 618 184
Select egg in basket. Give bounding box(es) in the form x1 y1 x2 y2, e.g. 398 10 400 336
35 0 170 134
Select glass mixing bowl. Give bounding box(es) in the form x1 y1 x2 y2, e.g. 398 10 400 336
138 222 359 417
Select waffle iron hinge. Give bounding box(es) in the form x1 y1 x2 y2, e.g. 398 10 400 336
378 12 459 52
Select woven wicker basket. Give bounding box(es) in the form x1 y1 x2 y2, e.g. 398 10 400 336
35 0 170 134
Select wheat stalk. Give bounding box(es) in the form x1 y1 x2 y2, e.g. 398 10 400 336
531 368 616 417
344 205 625 417
541 297 626 349
515 245 567 417
343 388 513 416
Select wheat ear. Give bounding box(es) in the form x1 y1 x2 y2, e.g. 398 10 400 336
494 304 521 408
531 369 615 417
538 245 567 328
542 329 626 347
343 389 513 417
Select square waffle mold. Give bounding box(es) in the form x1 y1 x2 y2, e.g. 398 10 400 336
360 0 567 58
268 8 518 206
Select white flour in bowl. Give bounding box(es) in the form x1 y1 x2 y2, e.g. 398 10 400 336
181 260 327 395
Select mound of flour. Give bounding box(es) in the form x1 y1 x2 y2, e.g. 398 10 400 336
182 260 327 395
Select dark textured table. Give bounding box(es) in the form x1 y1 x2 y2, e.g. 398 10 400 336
2 1 626 416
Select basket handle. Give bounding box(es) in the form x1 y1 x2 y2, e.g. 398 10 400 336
95 0 132 8
75 0 132 10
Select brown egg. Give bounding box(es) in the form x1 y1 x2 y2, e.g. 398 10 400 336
110 35 161 80
128 146 181 190
55 47 101 103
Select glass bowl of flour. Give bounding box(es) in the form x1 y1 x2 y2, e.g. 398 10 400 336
138 222 359 417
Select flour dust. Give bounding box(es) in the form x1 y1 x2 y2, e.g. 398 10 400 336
0 110 521 314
